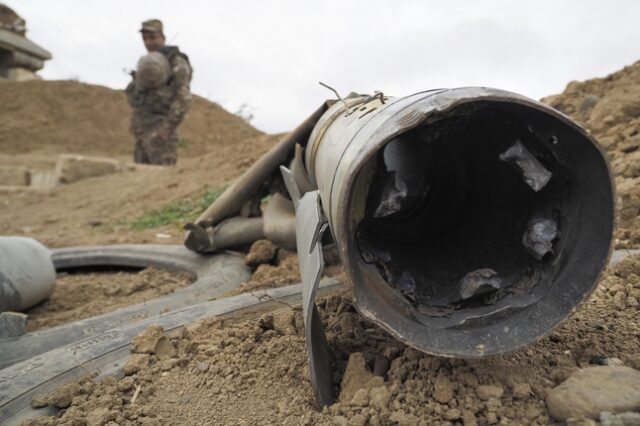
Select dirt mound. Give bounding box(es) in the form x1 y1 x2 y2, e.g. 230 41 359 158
0 80 261 158
27 254 640 425
541 60 640 248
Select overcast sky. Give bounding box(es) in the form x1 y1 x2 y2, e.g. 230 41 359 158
14 1 640 133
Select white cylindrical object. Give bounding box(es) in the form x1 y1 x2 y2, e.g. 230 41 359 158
0 237 56 312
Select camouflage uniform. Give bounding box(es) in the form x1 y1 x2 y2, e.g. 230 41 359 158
126 20 192 166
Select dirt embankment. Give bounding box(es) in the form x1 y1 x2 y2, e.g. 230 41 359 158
0 80 261 161
541 60 640 248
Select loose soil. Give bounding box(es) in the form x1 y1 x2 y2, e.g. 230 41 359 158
25 255 640 426
1 60 640 425
26 268 194 332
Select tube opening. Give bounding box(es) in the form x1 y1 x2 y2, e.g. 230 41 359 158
355 103 570 324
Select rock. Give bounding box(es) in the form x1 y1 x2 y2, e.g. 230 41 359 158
600 411 640 426
350 388 369 407
123 353 150 375
0 311 27 338
476 384 504 400
485 397 502 412
30 394 49 408
131 324 172 356
86 407 115 426
444 408 462 421
339 352 373 403
368 386 391 410
580 94 600 114
117 376 135 392
462 410 479 426
486 412 498 424
389 410 418 426
0 165 30 186
434 373 455 403
196 361 210 373
545 366 640 420
511 383 531 399
244 239 278 266
613 291 627 309
54 154 123 184
47 382 80 408
272 308 297 335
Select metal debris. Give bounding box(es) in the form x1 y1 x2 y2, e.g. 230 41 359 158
499 141 552 191
393 270 416 296
460 268 502 300
373 172 408 218
370 137 430 219
522 218 558 260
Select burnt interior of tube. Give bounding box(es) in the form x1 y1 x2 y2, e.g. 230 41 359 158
355 105 570 321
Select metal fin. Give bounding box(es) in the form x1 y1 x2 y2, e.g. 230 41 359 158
280 165 334 406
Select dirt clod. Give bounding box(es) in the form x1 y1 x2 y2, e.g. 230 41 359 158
123 354 150 375
131 324 173 358
86 407 115 426
244 239 278 266
339 353 374 403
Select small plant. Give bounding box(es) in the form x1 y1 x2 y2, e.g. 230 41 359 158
260 194 271 207
198 186 227 212
178 138 191 148
128 185 228 230
234 103 255 124
129 200 193 230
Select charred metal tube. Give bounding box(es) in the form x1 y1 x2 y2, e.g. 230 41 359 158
298 87 615 359
0 237 56 312
184 102 332 253
182 195 298 253
190 217 264 252
262 193 297 250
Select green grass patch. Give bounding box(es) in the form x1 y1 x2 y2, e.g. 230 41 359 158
199 187 227 211
129 185 228 230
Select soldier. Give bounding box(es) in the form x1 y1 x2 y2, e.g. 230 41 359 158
126 19 192 165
